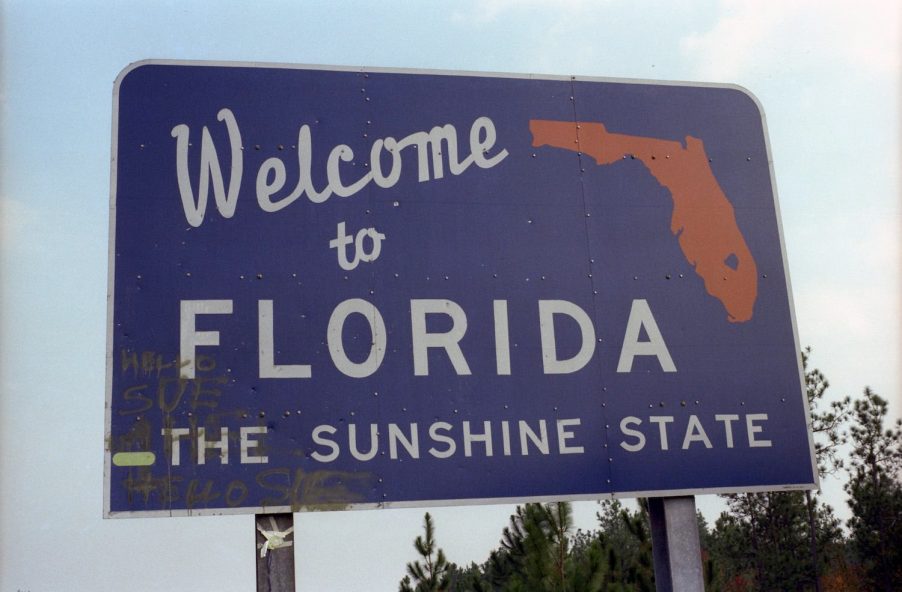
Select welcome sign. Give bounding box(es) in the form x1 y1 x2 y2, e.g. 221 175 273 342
105 61 816 517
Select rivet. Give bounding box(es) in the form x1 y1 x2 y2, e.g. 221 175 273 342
278 145 284 151
680 401 686 407
259 411 266 418
393 201 400 207
256 273 263 279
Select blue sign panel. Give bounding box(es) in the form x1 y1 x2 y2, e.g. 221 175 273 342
105 61 816 517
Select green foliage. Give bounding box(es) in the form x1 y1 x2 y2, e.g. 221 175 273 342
705 349 849 591
396 351 902 592
400 512 453 592
802 347 851 476
708 491 844 591
595 500 653 591
844 388 902 590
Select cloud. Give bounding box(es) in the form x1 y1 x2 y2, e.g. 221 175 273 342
680 0 901 81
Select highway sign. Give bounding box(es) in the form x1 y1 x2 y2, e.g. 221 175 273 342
105 61 816 517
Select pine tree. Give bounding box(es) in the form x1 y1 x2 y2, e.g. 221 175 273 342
400 512 453 592
707 349 848 590
844 388 902 590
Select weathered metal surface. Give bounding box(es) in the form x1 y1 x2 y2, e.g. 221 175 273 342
104 61 816 517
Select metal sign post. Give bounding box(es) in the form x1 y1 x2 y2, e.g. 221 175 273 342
649 496 704 591
255 513 296 592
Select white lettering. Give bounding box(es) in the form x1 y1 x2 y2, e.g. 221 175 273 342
715 414 740 448
180 300 233 379
557 419 584 454
258 300 311 379
388 423 419 459
493 300 511 375
747 414 772 447
411 299 471 376
463 421 493 457
311 425 340 462
162 428 190 465
539 300 596 374
681 415 713 449
619 417 646 452
327 299 387 378
649 416 674 450
428 422 456 459
617 299 676 373
171 108 243 227
240 426 269 464
349 424 379 461
518 420 549 455
197 427 228 465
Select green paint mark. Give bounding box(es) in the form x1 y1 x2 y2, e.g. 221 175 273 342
112 451 156 466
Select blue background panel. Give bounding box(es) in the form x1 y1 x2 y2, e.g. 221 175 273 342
106 62 815 516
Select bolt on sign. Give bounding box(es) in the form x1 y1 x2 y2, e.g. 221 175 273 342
104 61 817 517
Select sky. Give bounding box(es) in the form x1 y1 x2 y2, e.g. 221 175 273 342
1 1 899 591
